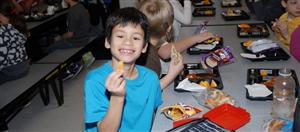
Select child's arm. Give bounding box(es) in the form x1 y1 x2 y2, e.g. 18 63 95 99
97 70 126 132
160 46 184 89
158 32 214 59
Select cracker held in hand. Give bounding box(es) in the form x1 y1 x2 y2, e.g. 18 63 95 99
171 45 181 65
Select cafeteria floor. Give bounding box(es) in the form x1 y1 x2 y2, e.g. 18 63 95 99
6 60 107 132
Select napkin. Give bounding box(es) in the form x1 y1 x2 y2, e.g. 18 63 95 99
247 39 279 53
245 83 272 97
176 78 207 92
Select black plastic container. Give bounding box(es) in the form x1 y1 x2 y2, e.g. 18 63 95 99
187 37 223 54
174 63 223 92
221 10 250 21
240 42 290 61
246 68 299 100
237 23 270 38
193 7 216 17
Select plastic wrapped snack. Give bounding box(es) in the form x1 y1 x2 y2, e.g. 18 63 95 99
161 103 202 121
193 89 236 109
201 46 234 69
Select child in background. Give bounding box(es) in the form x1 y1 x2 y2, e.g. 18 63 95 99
272 0 300 50
84 7 162 132
139 0 214 89
290 25 300 63
0 0 30 84
170 0 192 40
47 0 92 52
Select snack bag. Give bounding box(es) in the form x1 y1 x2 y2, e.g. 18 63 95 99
193 89 236 109
201 46 234 69
161 103 202 121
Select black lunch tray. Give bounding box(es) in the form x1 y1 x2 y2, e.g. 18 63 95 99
221 0 241 7
221 10 250 21
192 0 214 7
174 63 223 92
246 68 299 100
193 7 216 17
187 37 223 54
240 42 290 61
237 23 270 38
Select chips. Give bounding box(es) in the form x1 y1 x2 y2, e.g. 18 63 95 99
117 61 124 71
171 45 181 65
161 103 202 121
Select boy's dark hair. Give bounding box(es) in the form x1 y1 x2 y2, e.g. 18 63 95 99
105 7 149 46
0 0 28 35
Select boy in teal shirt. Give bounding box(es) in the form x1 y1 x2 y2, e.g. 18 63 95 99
84 7 162 132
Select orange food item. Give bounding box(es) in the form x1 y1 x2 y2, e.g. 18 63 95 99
186 74 200 80
260 70 268 76
117 61 124 71
238 24 250 28
243 40 253 47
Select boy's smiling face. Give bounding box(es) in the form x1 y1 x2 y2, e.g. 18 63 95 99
105 23 147 64
284 0 300 17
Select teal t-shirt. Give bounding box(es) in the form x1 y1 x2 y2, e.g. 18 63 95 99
84 62 162 132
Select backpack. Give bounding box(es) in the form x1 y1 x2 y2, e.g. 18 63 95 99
252 0 285 22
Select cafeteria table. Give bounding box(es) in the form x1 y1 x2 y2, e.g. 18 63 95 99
151 25 300 131
187 0 264 26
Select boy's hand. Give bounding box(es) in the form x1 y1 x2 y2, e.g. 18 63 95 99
105 62 126 97
196 32 215 43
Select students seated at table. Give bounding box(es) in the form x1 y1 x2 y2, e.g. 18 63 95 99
138 0 214 89
272 0 300 50
46 0 93 53
290 26 300 63
0 0 30 85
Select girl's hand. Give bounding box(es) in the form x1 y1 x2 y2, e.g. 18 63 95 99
105 70 126 97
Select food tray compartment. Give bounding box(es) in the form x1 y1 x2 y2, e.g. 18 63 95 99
246 68 299 100
240 42 290 61
221 0 241 7
174 63 223 92
203 103 250 130
193 7 216 17
192 0 214 6
237 23 270 38
221 9 250 21
187 37 223 54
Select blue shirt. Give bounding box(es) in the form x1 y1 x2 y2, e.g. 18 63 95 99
84 62 162 132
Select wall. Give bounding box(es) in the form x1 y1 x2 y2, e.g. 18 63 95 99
119 0 138 8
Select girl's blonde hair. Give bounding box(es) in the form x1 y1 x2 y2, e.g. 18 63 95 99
139 0 174 43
